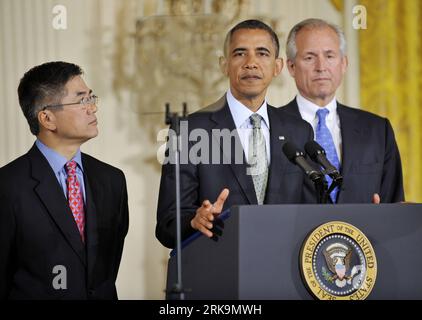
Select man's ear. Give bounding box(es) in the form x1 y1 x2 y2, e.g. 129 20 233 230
274 57 284 77
219 56 228 76
341 55 348 75
287 59 296 77
38 110 57 131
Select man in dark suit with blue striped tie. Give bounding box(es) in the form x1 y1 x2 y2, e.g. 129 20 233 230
279 18 404 204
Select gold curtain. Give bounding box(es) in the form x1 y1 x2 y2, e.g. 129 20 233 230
330 0 343 11
359 0 422 202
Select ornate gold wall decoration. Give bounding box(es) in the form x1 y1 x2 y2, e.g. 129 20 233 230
112 0 284 171
133 0 250 117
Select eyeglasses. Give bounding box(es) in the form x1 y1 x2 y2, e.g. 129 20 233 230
42 95 99 111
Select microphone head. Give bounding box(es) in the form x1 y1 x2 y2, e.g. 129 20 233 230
282 142 305 162
305 140 326 161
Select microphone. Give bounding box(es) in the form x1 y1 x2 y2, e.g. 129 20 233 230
304 141 342 182
282 142 324 183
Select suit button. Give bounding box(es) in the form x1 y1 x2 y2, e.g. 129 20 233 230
88 289 95 296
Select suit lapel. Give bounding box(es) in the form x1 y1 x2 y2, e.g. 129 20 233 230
337 104 360 202
281 98 303 118
82 155 99 287
265 106 290 203
209 96 257 204
287 100 364 202
283 99 359 202
337 104 360 173
29 145 86 266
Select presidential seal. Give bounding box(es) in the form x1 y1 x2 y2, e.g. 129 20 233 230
300 221 377 300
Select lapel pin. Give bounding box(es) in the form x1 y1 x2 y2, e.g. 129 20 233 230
279 136 285 140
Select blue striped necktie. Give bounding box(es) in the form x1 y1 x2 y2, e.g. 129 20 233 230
315 108 340 203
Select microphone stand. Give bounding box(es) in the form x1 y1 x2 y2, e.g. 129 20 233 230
165 102 188 300
323 172 343 204
311 174 328 204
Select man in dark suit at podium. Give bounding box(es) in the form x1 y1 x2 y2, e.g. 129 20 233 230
156 20 314 248
0 61 129 299
279 18 404 204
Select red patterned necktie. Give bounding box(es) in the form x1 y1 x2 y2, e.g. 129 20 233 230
65 160 85 242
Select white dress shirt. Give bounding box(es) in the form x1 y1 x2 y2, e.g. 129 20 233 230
227 89 271 164
296 94 342 162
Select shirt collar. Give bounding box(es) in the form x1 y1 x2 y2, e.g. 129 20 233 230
296 93 337 123
227 89 270 129
35 139 84 174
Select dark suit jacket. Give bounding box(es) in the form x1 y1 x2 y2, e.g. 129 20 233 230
279 98 404 203
156 95 314 248
0 144 129 300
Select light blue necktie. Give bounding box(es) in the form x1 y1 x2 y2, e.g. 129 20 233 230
315 108 340 203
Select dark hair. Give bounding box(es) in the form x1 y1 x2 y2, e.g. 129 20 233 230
17 61 83 135
223 19 280 58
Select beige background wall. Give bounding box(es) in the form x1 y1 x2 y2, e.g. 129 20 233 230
0 0 357 299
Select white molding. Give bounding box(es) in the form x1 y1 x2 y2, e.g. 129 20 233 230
343 0 361 108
